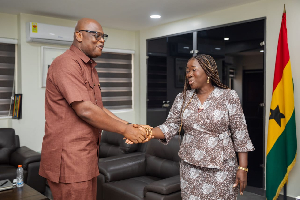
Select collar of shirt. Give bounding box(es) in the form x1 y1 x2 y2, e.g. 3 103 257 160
69 45 97 68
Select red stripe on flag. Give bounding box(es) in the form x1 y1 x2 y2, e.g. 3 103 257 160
273 13 290 92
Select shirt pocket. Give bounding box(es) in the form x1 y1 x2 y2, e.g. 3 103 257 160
84 79 96 104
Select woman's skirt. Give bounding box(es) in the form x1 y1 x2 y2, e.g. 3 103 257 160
180 157 239 200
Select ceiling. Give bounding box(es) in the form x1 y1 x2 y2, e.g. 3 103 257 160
0 0 263 31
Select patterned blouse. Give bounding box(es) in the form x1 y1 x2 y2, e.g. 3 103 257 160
159 87 255 169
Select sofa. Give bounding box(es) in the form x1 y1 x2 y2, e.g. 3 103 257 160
97 135 182 200
0 128 46 193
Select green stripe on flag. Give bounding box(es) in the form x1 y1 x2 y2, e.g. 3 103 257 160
266 110 297 200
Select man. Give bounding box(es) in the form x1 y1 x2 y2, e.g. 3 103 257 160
39 18 146 200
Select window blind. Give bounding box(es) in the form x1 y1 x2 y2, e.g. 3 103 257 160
0 43 15 117
94 52 132 110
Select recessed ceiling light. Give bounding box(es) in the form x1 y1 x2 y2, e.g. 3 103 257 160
215 47 221 50
224 38 229 41
150 15 161 19
183 47 189 49
260 50 264 52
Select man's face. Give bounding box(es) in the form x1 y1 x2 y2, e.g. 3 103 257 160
79 23 104 58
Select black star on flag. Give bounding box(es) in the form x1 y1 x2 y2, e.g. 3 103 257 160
269 105 285 127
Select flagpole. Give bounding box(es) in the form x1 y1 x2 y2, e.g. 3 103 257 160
284 184 287 200
283 3 287 200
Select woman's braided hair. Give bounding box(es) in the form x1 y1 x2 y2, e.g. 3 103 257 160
182 54 228 101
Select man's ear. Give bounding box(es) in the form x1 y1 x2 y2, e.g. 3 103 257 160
75 32 83 42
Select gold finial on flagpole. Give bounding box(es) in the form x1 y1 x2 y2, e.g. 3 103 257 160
284 4 286 13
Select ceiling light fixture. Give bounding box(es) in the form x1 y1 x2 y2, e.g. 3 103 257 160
150 15 161 19
224 38 229 41
260 50 264 52
215 47 221 50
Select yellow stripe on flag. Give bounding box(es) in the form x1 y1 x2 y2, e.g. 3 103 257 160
267 60 294 155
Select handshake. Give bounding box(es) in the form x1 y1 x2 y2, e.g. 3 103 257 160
123 124 154 144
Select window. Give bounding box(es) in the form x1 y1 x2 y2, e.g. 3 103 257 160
94 52 133 110
0 43 15 117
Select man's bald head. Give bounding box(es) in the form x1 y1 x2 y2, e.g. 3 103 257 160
73 18 104 58
75 18 102 32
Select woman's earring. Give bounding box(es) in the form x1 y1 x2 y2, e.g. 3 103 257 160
207 77 210 83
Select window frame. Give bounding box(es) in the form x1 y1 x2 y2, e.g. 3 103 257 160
97 48 135 111
0 38 18 119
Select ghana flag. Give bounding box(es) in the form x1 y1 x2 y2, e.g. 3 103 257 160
266 9 297 200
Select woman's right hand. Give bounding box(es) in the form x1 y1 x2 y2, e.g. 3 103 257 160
124 124 154 144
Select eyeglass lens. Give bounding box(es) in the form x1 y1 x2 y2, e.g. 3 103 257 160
95 32 108 41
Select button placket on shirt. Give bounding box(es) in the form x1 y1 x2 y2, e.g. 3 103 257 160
88 61 99 105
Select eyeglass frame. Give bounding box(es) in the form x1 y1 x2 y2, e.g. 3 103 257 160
78 30 108 42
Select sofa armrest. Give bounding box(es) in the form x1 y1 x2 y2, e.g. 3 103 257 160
144 175 180 195
26 162 46 194
10 146 41 170
98 152 146 182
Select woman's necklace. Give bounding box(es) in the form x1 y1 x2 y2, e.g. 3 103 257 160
198 105 204 112
197 87 214 113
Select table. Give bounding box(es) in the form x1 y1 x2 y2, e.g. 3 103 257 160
0 184 49 200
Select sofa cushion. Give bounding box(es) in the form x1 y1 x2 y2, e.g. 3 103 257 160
145 138 180 179
103 176 160 200
99 130 138 158
0 128 17 164
0 165 17 182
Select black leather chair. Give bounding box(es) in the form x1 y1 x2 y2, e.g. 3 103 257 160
97 136 182 200
0 128 46 193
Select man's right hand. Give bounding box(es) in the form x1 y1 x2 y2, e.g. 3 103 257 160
124 124 154 144
123 124 147 143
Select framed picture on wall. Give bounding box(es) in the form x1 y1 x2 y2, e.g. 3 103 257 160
12 94 22 119
175 58 188 88
41 46 68 87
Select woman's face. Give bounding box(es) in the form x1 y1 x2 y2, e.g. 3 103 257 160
186 58 208 89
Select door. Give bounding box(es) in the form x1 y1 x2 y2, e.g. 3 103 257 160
146 38 168 127
146 33 193 127
243 70 264 188
146 55 168 127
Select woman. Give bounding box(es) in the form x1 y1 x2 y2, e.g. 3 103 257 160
128 54 254 199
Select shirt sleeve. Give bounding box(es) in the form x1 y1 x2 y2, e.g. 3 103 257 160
158 92 184 144
51 57 90 105
227 90 255 152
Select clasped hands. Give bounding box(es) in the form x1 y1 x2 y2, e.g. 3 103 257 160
123 124 154 144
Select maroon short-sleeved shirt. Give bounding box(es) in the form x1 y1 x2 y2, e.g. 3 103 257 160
39 45 103 183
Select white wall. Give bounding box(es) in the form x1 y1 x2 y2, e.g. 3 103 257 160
139 0 300 197
0 119 9 127
0 13 18 39
0 13 138 152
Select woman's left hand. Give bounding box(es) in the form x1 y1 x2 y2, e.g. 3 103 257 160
233 169 247 195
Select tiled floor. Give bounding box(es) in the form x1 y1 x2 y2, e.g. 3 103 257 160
238 191 265 200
